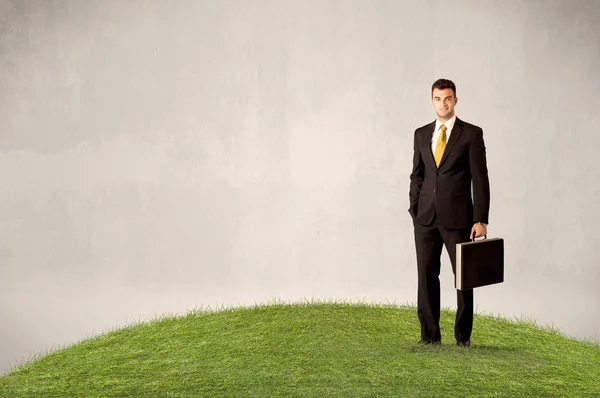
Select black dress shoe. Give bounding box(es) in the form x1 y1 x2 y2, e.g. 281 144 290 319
456 340 471 347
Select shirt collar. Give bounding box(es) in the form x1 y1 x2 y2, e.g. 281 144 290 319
435 114 457 132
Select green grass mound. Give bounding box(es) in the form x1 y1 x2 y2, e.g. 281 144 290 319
1 302 599 397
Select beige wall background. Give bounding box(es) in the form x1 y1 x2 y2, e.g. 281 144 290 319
1 0 599 374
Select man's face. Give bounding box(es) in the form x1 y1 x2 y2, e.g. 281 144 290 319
431 88 458 121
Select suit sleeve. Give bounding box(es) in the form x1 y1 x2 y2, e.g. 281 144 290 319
469 128 490 224
409 130 424 219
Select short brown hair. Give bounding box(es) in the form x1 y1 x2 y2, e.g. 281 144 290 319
432 79 456 97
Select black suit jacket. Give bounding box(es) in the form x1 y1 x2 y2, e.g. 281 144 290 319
409 117 490 229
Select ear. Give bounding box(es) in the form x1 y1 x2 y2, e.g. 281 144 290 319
454 96 459 105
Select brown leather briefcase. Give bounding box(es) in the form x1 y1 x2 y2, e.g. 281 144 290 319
456 237 504 290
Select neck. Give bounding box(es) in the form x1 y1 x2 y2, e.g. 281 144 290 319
437 113 455 124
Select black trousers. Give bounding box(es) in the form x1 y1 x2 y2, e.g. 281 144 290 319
413 218 473 343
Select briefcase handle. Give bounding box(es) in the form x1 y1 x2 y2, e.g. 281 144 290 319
471 235 487 242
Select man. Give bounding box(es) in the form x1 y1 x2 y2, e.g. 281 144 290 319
408 79 490 347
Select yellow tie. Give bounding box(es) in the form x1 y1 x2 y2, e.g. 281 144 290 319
434 124 447 167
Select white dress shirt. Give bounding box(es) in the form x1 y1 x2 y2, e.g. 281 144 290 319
431 114 457 154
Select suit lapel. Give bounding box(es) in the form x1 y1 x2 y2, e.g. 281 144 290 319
422 121 437 167
438 118 464 168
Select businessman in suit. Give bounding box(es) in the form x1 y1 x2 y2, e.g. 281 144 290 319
408 79 490 347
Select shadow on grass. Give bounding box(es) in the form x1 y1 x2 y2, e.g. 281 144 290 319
405 342 520 354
